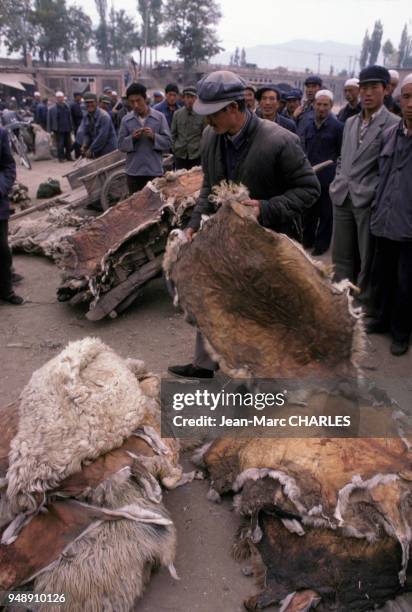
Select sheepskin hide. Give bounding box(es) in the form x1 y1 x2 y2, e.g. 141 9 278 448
200 389 412 611
0 338 181 611
164 182 364 378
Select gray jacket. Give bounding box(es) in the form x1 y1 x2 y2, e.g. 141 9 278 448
189 113 320 235
329 106 399 208
118 108 172 177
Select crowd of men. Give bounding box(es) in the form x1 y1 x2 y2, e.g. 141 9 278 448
0 65 411 360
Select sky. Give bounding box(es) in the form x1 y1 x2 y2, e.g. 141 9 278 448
81 0 411 57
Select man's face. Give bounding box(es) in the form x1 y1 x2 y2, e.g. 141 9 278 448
400 83 412 122
389 78 399 95
100 102 110 112
260 90 279 119
34 94 41 101
74 94 82 103
344 86 359 105
85 100 97 113
166 91 178 106
244 89 256 110
360 82 386 112
154 94 163 104
206 105 237 134
111 94 118 104
286 98 300 114
56 95 64 105
305 83 321 102
183 94 196 110
315 95 332 121
129 94 147 115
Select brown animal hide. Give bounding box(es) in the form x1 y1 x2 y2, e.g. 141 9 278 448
164 193 363 379
202 402 412 611
57 168 203 318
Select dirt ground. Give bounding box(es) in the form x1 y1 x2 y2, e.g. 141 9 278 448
2 159 412 612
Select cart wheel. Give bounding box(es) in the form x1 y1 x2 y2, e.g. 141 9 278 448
101 169 128 210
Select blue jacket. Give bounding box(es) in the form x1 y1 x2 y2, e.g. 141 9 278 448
0 127 16 220
76 108 118 158
70 101 84 133
303 114 344 187
153 99 183 128
276 113 296 134
47 103 72 133
371 120 412 241
34 103 48 130
118 108 172 176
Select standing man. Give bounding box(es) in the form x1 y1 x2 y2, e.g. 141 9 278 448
302 89 344 255
329 65 399 308
256 85 296 133
47 91 72 162
154 83 183 128
337 78 361 123
171 86 205 170
151 91 164 106
30 91 42 115
283 89 302 120
34 98 48 131
384 69 401 116
0 126 23 305
168 70 320 379
76 93 117 159
368 74 412 356
70 92 84 158
118 82 172 195
99 95 113 117
244 85 257 112
294 75 323 141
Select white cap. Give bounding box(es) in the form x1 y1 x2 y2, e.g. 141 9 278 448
111 91 118 96
401 73 412 90
344 78 359 88
55 90 64 97
34 90 41 96
315 89 334 101
389 69 400 82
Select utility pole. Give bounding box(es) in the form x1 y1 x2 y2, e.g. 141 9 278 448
348 55 353 74
143 0 149 71
317 52 323 74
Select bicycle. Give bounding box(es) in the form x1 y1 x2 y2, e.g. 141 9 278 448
6 122 32 170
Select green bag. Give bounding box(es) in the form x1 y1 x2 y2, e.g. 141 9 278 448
36 178 62 199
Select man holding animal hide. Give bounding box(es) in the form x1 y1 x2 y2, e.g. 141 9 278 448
168 70 320 379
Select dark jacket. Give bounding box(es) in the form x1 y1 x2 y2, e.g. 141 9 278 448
188 113 320 236
303 114 344 187
276 113 296 133
384 95 401 117
34 102 48 131
70 101 84 133
371 120 412 241
337 102 361 123
295 104 315 142
76 108 118 158
153 99 183 128
47 103 72 133
0 127 17 220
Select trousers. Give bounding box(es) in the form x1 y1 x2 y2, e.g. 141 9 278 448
127 175 156 195
0 220 12 297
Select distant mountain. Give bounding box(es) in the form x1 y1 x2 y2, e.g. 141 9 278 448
213 39 361 74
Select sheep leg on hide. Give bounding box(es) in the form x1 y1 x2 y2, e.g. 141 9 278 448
166 469 204 489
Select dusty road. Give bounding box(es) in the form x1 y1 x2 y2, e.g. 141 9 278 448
1 159 412 612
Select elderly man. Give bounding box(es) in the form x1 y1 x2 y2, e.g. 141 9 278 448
294 75 323 141
30 91 42 115
154 83 183 128
168 70 320 379
330 65 399 308
256 85 296 133
283 89 303 120
76 93 117 159
337 78 361 123
0 126 23 305
47 91 72 162
244 85 257 112
302 89 344 255
118 82 172 195
384 69 401 116
368 74 412 356
171 86 205 170
151 91 164 106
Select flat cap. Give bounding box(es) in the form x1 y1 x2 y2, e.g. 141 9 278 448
255 84 281 101
84 92 97 102
359 65 390 86
284 88 303 100
182 85 197 96
304 75 323 86
103 86 112 93
194 70 246 115
389 69 400 82
99 95 111 105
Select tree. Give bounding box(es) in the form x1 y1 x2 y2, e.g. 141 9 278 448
137 0 163 70
109 9 143 67
32 0 72 64
0 0 37 65
163 0 223 71
398 24 410 67
368 20 383 65
94 0 110 67
67 6 93 63
240 47 246 67
359 29 370 69
382 39 394 66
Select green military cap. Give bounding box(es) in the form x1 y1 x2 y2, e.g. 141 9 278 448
99 95 112 105
84 92 97 102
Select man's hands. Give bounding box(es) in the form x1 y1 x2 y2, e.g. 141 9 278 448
241 199 261 218
132 128 144 140
293 105 304 120
184 227 195 242
132 127 154 141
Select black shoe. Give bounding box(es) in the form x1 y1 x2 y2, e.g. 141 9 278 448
12 272 24 284
168 363 214 379
365 319 388 335
390 340 409 356
0 292 24 305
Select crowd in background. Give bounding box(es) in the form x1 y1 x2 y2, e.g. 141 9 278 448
0 64 411 360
